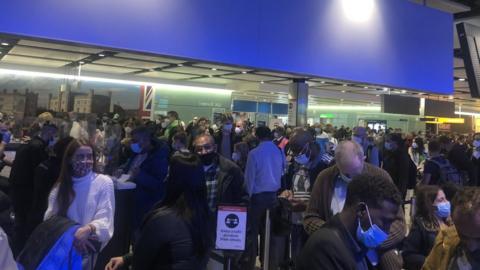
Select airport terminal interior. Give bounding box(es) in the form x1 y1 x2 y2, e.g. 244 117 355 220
2 0 480 270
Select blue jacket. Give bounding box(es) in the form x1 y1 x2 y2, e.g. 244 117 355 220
36 225 82 270
123 141 169 229
17 216 82 270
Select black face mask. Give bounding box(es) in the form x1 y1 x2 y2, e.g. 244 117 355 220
199 152 217 166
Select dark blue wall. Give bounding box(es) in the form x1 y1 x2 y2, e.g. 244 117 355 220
0 0 453 94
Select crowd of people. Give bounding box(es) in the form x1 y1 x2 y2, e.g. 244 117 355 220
0 109 479 269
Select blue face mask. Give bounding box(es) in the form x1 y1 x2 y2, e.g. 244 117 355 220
435 201 451 218
356 204 388 248
130 143 142 154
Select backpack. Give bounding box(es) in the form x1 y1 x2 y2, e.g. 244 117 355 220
428 158 463 186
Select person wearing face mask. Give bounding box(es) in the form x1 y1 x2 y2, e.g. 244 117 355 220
273 126 289 151
352 127 380 168
297 173 403 270
115 126 169 232
232 142 249 171
409 137 428 168
193 134 247 215
9 123 58 255
161 111 182 145
304 140 406 270
277 129 329 265
402 185 453 270
382 133 411 200
44 139 115 269
214 113 241 160
193 134 247 269
423 187 480 269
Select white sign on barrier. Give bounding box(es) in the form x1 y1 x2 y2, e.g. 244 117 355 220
215 205 247 251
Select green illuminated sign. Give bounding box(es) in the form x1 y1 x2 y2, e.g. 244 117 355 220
319 113 336 118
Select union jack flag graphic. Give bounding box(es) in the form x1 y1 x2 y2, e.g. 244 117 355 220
138 85 154 118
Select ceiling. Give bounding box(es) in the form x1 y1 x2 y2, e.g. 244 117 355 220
0 7 479 113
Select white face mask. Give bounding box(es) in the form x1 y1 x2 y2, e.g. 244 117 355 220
235 127 242 135
412 142 418 149
232 152 241 162
161 122 167 128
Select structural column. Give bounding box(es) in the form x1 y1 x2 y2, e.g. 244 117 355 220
288 79 308 127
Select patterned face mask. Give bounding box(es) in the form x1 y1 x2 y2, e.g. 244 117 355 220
72 160 93 177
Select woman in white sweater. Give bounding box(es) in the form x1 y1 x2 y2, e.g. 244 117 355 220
44 139 115 269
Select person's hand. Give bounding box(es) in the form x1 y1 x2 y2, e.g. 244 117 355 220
279 190 293 200
74 225 94 254
113 169 123 178
105 257 125 270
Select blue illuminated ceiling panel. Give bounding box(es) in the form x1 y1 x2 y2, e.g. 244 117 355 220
0 0 453 94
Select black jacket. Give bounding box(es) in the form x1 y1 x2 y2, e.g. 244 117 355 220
383 148 410 197
28 157 62 234
215 155 248 206
132 207 208 270
402 217 439 270
297 214 371 270
17 216 77 270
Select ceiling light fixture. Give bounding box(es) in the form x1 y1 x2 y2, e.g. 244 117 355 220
309 105 381 112
0 68 233 94
458 78 466 81
343 84 348 87
448 95 454 100
260 81 264 84
320 81 325 84
364 86 368 89
383 87 389 92
98 54 105 57
211 68 217 71
177 64 183 67
79 61 85 64
375 94 380 97
455 111 480 117
342 0 375 22
341 90 346 93
401 90 407 94
1 43 9 46
242 71 247 74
